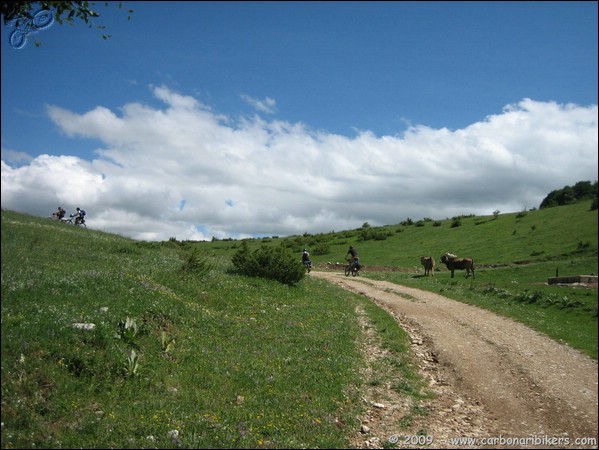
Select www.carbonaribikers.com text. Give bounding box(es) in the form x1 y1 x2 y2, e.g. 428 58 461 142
447 435 597 447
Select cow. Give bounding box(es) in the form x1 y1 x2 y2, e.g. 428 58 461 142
440 253 475 278
420 256 435 276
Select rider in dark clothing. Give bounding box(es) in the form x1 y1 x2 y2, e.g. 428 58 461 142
302 249 312 271
302 249 311 262
53 206 66 220
346 246 359 267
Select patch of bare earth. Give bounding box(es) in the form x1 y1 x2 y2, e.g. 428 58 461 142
310 271 598 449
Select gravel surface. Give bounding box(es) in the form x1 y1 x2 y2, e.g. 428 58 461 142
310 271 598 449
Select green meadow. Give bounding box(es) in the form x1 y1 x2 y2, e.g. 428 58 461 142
1 201 597 448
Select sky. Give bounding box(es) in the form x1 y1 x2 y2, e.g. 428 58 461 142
1 1 598 242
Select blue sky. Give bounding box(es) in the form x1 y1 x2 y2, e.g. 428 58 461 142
2 1 598 241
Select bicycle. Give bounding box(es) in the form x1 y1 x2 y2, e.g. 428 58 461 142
344 258 360 277
63 214 86 227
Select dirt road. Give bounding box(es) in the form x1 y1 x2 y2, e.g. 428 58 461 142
310 271 598 449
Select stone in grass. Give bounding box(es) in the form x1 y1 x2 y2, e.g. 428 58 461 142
72 323 95 331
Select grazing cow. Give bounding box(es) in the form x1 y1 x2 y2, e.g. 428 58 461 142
420 256 435 276
440 253 475 278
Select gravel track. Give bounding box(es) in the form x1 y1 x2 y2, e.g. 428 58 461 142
310 271 598 449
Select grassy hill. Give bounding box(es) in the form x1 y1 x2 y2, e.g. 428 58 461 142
1 203 597 449
203 201 598 269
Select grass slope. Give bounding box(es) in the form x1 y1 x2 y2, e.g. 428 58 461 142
2 210 425 449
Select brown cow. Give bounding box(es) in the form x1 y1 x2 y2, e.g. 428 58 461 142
420 256 435 276
440 253 475 278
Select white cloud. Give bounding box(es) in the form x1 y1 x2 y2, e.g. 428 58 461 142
241 94 277 114
2 86 597 241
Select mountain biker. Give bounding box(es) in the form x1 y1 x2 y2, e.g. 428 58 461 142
52 206 66 220
74 207 86 225
302 249 312 267
346 246 359 268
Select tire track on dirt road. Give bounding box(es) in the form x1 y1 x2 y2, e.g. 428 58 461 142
310 271 598 448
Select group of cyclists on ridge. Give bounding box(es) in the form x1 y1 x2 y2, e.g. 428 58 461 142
51 206 87 226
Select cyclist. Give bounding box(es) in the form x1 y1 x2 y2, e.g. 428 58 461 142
52 206 66 220
302 249 312 270
346 246 359 268
74 207 86 225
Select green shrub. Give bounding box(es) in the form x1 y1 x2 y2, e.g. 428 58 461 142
180 248 214 275
312 241 330 255
358 227 390 241
231 242 305 285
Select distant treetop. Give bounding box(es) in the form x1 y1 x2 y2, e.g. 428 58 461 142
539 180 598 209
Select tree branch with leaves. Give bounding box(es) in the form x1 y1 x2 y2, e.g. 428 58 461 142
1 1 133 46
